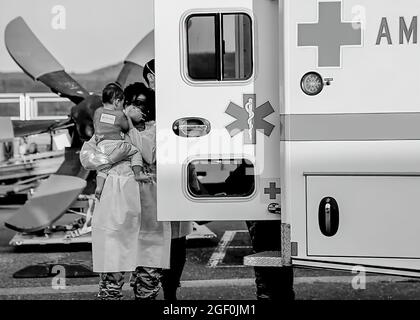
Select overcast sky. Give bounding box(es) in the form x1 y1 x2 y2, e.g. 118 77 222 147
0 0 154 73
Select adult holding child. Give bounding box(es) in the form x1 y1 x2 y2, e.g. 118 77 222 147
80 83 171 300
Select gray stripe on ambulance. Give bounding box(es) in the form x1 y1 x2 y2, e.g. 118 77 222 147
280 113 420 141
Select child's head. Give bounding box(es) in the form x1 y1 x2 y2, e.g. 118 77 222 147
102 82 125 109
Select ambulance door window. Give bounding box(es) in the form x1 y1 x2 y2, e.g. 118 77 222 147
222 14 253 80
187 159 255 199
186 14 219 80
185 13 253 82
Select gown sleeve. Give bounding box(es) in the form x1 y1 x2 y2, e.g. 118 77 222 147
128 125 156 165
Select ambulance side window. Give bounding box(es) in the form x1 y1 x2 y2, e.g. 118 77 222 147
186 13 253 82
187 159 255 199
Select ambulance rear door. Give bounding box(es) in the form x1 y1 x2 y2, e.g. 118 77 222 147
155 0 282 221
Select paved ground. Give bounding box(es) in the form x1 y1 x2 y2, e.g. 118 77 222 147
1 207 420 300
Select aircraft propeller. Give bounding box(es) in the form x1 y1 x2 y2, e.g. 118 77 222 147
4 17 152 147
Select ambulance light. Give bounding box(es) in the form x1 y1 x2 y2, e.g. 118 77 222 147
301 72 324 96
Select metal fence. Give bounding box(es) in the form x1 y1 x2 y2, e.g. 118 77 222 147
0 93 71 120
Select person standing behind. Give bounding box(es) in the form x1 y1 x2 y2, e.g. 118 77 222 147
143 59 193 301
124 83 172 300
246 221 295 300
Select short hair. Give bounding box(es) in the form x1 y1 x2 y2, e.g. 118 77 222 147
102 82 124 105
124 82 155 122
143 59 155 85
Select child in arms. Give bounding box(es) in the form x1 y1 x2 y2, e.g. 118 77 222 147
93 83 146 199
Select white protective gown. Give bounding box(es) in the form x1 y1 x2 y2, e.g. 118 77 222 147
128 124 193 240
91 124 172 273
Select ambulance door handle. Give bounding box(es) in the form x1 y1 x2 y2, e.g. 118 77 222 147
268 203 281 215
325 204 331 234
173 118 211 138
318 197 339 237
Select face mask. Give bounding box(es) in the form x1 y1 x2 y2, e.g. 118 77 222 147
148 75 155 91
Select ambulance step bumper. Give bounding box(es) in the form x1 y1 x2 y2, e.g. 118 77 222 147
244 251 282 267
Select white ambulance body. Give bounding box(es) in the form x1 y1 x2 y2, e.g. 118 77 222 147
154 0 420 276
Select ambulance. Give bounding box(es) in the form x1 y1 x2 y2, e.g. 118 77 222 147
153 0 420 277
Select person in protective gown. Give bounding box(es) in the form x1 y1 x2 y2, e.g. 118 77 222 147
143 61 193 300
80 84 172 300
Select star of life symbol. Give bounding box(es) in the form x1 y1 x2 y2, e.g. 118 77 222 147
297 1 362 67
225 94 275 145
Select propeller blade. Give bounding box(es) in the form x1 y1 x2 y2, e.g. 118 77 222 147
5 17 62 80
38 71 89 105
5 174 87 233
116 61 142 88
12 118 73 137
5 17 89 104
125 30 154 68
115 31 154 87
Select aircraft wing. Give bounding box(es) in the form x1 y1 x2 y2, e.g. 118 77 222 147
5 17 89 104
12 118 72 137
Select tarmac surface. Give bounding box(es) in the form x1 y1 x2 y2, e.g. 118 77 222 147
1 206 420 300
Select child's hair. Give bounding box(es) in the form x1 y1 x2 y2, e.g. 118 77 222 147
143 59 155 85
102 82 124 105
124 82 155 122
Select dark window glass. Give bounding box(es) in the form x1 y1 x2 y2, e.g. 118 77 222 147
37 101 73 117
187 159 255 198
187 15 218 80
186 13 253 81
0 102 20 117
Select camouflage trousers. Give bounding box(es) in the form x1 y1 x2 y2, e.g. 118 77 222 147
98 267 163 300
130 267 163 300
